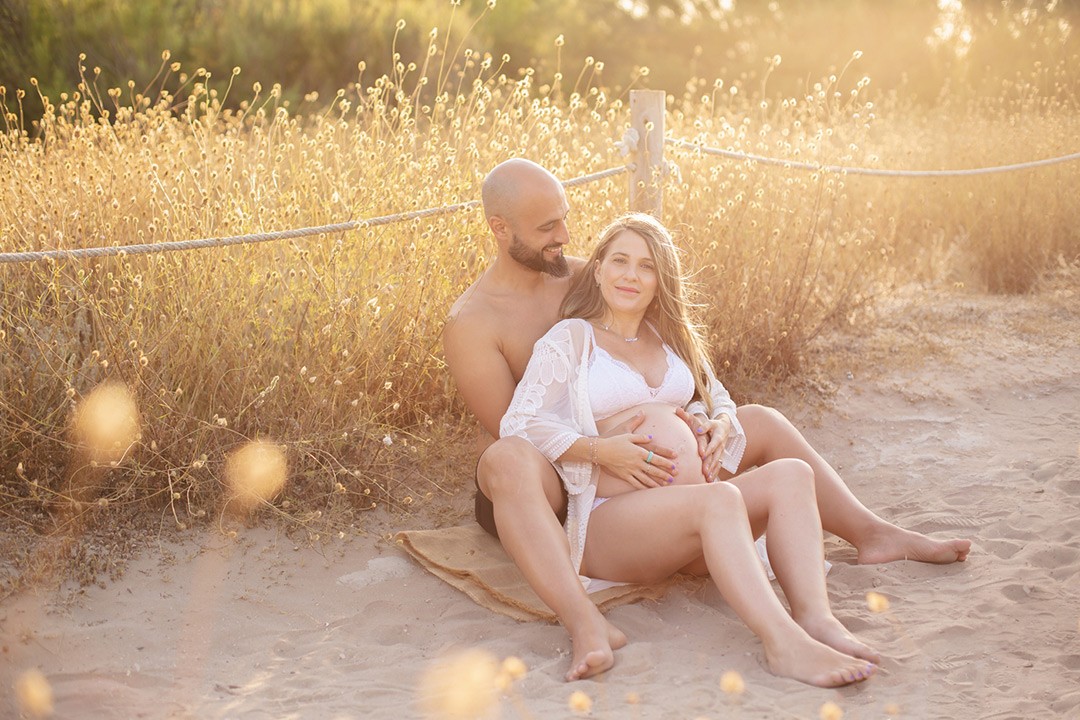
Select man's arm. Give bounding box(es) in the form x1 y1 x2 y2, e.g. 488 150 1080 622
443 312 519 438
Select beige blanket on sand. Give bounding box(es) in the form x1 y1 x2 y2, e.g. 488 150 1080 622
396 524 670 622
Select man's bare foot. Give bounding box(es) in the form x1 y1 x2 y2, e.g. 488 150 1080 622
607 618 628 650
764 631 876 688
856 525 971 565
795 613 881 664
564 615 626 681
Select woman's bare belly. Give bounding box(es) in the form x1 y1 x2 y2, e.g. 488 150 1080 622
594 402 707 497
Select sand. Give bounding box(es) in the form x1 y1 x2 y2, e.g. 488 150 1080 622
3 283 1079 719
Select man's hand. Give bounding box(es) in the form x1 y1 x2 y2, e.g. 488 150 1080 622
675 408 732 482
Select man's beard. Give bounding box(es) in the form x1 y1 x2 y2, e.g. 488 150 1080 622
508 234 570 278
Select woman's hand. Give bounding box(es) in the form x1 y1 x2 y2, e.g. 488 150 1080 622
676 408 733 482
594 429 677 491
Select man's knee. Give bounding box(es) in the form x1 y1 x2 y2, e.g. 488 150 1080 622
477 437 546 495
477 437 565 510
738 403 784 426
737 404 798 453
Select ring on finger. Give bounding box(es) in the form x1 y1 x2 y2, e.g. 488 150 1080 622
645 450 654 464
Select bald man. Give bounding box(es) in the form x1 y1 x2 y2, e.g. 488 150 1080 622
444 159 626 681
443 158 970 682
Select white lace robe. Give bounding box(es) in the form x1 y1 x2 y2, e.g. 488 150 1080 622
500 318 747 588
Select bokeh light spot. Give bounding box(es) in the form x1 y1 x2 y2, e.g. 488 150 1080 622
225 440 288 512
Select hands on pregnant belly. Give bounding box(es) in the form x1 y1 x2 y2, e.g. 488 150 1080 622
594 402 707 497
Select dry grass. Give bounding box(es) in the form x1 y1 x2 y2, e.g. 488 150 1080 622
666 57 1080 383
0 11 1077 593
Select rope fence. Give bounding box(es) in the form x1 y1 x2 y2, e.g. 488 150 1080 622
0 204 475 265
0 165 632 265
3 84 1079 265
617 89 1080 217
666 137 1080 178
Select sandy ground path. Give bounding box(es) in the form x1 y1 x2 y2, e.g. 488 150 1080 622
2 286 1078 719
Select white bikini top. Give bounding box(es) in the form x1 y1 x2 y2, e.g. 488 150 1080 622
587 324 696 421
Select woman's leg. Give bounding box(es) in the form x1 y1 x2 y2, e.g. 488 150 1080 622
619 406 877 660
726 458 879 662
733 404 971 564
581 483 875 688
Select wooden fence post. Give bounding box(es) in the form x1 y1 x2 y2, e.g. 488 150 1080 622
629 89 666 218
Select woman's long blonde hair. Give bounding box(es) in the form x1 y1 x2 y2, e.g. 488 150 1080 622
560 213 715 414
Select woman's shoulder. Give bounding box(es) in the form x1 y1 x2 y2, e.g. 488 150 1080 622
545 317 594 336
551 317 592 332
538 318 593 349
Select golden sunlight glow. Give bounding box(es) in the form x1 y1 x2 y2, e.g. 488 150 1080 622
72 382 140 463
15 669 54 718
225 440 288 511
720 669 745 695
616 0 648 20
819 700 844 720
866 591 891 613
494 655 527 692
929 0 974 57
568 690 593 714
500 656 527 681
418 648 500 720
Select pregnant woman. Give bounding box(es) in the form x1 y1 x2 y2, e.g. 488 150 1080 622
500 213 878 687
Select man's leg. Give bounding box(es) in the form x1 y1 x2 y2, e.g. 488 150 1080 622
477 437 626 681
733 404 971 564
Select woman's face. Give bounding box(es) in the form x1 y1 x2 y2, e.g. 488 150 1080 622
594 229 658 317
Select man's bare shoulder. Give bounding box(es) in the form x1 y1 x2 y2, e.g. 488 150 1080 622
446 278 498 346
566 255 588 275
445 263 579 373
447 276 494 325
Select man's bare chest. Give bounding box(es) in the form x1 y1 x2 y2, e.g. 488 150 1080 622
496 305 563 381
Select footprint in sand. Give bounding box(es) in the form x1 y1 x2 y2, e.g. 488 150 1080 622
928 515 985 529
1033 460 1061 482
1000 582 1055 602
1059 479 1080 495
1022 544 1080 570
982 539 1024 560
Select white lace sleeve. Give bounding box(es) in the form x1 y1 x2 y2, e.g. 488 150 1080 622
499 321 597 581
686 358 746 473
500 324 583 466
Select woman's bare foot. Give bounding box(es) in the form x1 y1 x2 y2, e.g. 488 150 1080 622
795 613 881 664
564 615 627 681
764 631 876 688
856 524 971 565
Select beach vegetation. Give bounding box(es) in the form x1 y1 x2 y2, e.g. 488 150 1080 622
0 1 1077 593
